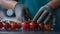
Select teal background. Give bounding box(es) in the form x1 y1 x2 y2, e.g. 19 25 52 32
18 0 60 31
19 0 50 18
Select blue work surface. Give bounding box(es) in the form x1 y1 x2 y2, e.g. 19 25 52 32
0 31 59 34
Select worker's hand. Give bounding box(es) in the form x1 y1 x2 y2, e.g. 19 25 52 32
14 3 32 22
32 5 54 23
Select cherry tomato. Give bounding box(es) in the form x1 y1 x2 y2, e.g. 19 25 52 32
44 23 51 31
0 22 3 28
11 22 17 29
39 22 44 31
22 21 30 30
4 22 11 29
30 22 38 30
17 23 21 29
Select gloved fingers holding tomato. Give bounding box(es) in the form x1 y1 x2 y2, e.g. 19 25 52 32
32 5 54 23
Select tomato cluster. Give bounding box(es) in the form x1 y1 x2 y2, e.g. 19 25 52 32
0 21 51 31
22 21 51 31
0 21 21 31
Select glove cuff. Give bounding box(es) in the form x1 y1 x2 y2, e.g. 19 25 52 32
45 5 54 11
44 5 55 15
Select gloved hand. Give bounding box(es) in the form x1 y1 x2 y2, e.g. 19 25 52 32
14 3 32 22
32 5 54 23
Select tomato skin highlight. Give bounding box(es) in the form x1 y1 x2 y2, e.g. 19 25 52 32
22 21 30 30
4 22 11 29
30 22 38 31
11 22 17 30
39 23 44 31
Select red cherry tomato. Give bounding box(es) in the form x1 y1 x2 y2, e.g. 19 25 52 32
30 22 38 30
0 22 3 28
11 22 17 29
44 23 51 31
4 22 11 29
17 23 21 29
22 21 30 30
39 23 44 31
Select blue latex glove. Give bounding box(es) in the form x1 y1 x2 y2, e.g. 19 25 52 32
14 3 32 22
33 5 54 23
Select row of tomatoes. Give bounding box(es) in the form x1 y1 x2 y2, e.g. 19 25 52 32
0 21 21 30
0 21 51 31
22 21 51 31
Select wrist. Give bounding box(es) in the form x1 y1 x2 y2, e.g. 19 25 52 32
47 0 60 10
2 0 17 10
